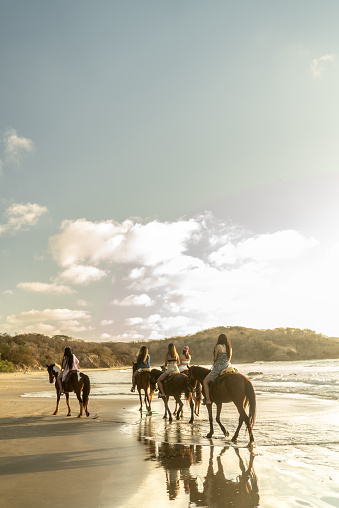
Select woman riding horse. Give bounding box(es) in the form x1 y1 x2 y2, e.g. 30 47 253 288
131 345 151 392
57 346 79 395
203 334 232 405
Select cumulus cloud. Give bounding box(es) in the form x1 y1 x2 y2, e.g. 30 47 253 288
17 282 75 295
3 128 35 163
111 294 153 306
5 308 91 335
45 213 323 340
49 218 200 267
310 53 336 77
0 202 48 235
100 319 114 326
58 265 107 285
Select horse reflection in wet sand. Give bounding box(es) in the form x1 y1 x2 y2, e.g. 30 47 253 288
189 447 259 508
132 362 154 413
150 368 194 423
46 363 90 417
188 366 256 444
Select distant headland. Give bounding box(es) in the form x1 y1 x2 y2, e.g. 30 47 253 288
1 326 339 372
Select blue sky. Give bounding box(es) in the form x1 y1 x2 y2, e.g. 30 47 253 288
1 1 339 341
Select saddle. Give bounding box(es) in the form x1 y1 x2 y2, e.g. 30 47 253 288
62 370 79 390
211 367 238 391
164 370 180 386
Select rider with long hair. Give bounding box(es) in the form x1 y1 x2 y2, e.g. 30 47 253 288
157 343 180 398
178 345 191 373
57 346 80 395
203 334 232 405
131 345 151 392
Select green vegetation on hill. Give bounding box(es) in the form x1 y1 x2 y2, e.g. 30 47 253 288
1 326 339 372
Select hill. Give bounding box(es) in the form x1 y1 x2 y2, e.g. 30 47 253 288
1 326 339 372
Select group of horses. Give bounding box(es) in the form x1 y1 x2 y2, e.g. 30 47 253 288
46 361 256 445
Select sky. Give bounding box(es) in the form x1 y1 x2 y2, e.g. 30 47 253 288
1 1 339 342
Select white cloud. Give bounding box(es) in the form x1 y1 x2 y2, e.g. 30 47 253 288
209 230 317 266
3 128 35 162
2 290 13 295
112 294 153 306
17 282 75 294
49 218 200 267
5 308 91 336
310 53 336 77
100 319 114 326
58 265 107 285
0 202 48 235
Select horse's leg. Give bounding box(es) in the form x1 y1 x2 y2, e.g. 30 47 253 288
206 403 214 438
175 396 183 420
138 389 143 412
164 396 172 422
76 390 83 417
54 388 60 415
173 401 178 415
189 395 194 424
65 392 71 416
231 401 251 443
215 403 229 438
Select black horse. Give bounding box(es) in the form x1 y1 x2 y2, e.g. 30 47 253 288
150 368 194 423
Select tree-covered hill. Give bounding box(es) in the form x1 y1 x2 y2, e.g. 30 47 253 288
1 326 339 372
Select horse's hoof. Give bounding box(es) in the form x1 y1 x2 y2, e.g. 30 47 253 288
231 437 238 443
86 412 90 417
189 419 193 424
67 414 71 417
53 412 58 415
206 432 213 438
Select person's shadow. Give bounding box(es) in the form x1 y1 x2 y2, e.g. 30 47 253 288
189 446 260 508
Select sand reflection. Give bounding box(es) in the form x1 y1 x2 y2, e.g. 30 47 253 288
136 418 260 507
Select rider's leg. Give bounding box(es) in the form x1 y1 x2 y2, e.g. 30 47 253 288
157 371 167 397
203 372 212 405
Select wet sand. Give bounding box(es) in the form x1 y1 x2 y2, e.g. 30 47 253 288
1 371 339 508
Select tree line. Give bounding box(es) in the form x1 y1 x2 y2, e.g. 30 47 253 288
1 326 339 372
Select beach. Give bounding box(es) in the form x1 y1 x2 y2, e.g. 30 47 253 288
1 366 339 508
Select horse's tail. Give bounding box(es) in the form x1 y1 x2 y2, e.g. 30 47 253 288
245 377 256 433
82 374 91 405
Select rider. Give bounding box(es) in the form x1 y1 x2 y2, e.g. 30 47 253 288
131 345 151 392
203 334 232 405
178 346 191 373
157 343 180 398
57 346 80 395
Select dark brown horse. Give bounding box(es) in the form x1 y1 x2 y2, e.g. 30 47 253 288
46 363 90 417
187 366 256 444
150 368 194 423
132 363 154 413
173 368 202 417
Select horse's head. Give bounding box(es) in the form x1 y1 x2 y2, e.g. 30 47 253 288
187 366 197 392
150 368 161 391
46 363 61 383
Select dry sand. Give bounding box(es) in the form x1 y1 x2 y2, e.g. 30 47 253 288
1 371 339 508
0 371 150 508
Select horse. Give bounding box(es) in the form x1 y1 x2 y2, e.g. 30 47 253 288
150 368 194 424
46 363 90 418
173 368 202 417
187 366 256 444
132 362 154 413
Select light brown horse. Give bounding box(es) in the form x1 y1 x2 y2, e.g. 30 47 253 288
132 363 154 413
150 368 194 423
187 366 256 444
46 363 90 417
